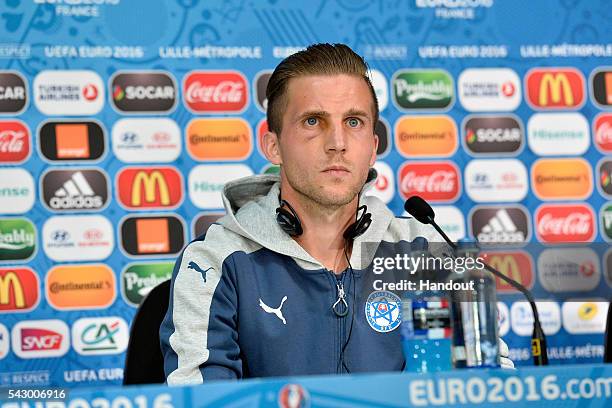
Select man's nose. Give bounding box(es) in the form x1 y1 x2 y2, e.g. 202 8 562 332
324 123 347 153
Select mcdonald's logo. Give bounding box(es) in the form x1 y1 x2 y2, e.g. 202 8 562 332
0 267 39 312
481 251 533 293
526 68 585 109
117 166 183 210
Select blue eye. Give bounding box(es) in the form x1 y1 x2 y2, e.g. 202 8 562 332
306 117 318 126
347 118 361 127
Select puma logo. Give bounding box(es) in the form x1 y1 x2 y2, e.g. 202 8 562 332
187 261 212 282
259 296 288 325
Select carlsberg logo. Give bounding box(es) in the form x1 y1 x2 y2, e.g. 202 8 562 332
393 70 453 110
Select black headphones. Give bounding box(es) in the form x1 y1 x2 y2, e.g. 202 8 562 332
276 197 372 239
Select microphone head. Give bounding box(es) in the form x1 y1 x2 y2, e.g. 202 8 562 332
404 196 435 225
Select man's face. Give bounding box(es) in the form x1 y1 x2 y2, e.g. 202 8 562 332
265 74 378 208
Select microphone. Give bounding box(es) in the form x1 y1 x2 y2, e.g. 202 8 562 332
404 196 549 366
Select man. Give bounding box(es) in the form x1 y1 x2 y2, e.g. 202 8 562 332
160 43 512 385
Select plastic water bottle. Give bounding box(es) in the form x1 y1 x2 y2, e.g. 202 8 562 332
450 238 500 369
401 237 453 373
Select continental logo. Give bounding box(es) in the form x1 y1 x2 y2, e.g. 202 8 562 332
0 267 39 313
186 118 252 161
392 69 454 110
394 115 457 157
38 120 106 162
598 158 612 198
482 251 533 293
525 68 585 110
45 264 115 310
531 158 592 200
590 68 612 108
117 167 183 210
463 115 523 156
120 215 185 257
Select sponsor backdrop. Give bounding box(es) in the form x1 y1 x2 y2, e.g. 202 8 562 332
0 0 610 388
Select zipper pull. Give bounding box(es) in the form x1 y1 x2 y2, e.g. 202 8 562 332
332 281 349 317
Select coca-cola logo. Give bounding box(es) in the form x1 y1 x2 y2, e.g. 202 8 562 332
183 71 248 113
594 114 612 153
535 204 595 243
0 120 30 163
398 161 460 202
110 72 177 113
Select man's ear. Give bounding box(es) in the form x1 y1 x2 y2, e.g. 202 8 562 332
370 133 379 166
261 131 282 165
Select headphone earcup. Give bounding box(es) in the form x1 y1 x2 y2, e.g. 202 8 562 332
343 211 372 240
276 207 303 236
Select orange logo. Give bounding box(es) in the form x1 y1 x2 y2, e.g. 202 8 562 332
136 218 169 253
55 123 90 159
394 115 457 157
526 68 585 109
0 268 39 313
186 118 252 161
531 158 592 200
46 264 115 310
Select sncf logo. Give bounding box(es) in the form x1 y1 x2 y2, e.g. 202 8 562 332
526 68 585 110
183 71 248 113
117 167 183 210
12 320 69 358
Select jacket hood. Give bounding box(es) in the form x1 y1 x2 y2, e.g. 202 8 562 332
217 168 396 270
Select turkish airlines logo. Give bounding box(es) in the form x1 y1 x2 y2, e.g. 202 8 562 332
535 204 596 243
39 120 105 161
526 68 585 109
531 158 592 200
590 68 612 107
398 161 460 202
0 71 27 114
594 113 612 153
186 118 253 161
470 206 531 245
183 71 248 113
463 115 523 156
598 159 612 198
120 215 185 257
458 68 521 112
111 71 177 113
0 120 30 163
538 248 600 293
117 167 183 210
0 268 39 313
365 161 394 204
394 115 457 157
12 320 69 358
42 169 109 212
482 251 533 293
33 70 104 115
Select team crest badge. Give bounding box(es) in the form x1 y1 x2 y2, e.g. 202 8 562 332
365 291 402 333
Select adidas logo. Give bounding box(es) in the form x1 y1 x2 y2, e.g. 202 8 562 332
477 209 525 243
49 171 103 210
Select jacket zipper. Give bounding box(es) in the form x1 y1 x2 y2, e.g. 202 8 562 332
327 270 348 374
